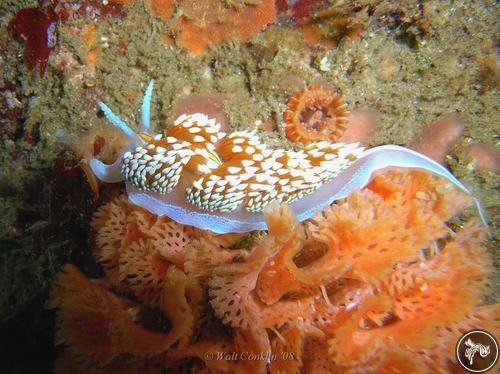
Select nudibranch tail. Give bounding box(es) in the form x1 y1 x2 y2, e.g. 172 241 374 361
89 157 124 183
90 80 488 235
359 145 489 232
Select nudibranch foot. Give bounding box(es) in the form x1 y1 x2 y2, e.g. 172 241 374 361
90 80 488 234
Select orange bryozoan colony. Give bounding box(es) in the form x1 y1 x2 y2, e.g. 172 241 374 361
49 170 499 373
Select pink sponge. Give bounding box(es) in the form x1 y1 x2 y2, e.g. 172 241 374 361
410 114 465 164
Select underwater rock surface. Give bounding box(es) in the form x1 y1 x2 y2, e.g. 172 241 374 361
0 0 498 372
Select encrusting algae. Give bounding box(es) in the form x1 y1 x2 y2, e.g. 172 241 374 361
48 170 499 373
147 0 277 55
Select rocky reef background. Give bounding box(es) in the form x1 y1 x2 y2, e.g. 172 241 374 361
0 0 498 372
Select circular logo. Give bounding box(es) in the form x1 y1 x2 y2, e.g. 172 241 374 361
456 330 498 372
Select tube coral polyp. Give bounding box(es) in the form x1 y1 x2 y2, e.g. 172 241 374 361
283 85 350 144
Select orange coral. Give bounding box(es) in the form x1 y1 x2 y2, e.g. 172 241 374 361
208 205 301 329
255 208 312 304
269 324 304 373
48 264 194 365
283 85 349 144
184 237 239 287
90 194 134 290
302 170 473 285
149 0 276 55
327 224 492 370
305 190 425 285
118 240 170 306
90 195 191 288
50 170 498 373
146 219 189 267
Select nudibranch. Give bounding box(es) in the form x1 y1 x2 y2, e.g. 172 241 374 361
90 80 487 234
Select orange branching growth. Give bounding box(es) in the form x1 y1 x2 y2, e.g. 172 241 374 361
49 170 498 372
327 225 492 370
283 85 349 144
48 264 193 365
305 190 426 285
184 238 239 287
304 170 473 285
269 324 305 374
118 240 170 306
256 207 312 304
367 169 472 236
148 0 276 54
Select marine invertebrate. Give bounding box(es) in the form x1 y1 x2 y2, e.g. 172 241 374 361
410 113 465 164
49 264 196 365
148 0 276 54
340 108 379 146
467 142 500 173
283 85 349 144
50 170 499 372
89 80 485 233
325 225 492 371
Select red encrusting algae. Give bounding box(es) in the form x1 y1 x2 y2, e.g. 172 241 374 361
9 1 127 77
9 6 59 77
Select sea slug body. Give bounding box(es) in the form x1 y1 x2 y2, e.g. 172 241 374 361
90 80 487 234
